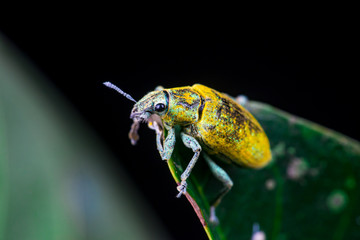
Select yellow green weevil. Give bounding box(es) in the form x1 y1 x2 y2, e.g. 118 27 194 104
103 82 272 224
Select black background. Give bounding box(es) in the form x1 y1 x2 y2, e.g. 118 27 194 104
1 18 358 240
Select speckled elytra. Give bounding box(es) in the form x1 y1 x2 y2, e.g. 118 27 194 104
104 82 272 224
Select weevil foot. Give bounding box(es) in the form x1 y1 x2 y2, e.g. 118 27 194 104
209 206 219 225
176 181 187 198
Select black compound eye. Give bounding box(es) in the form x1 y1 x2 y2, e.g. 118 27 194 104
155 103 166 112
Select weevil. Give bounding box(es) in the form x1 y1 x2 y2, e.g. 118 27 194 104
104 82 272 224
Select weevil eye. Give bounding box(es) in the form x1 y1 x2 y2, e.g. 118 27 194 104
155 103 166 112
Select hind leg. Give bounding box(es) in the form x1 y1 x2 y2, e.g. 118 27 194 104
203 153 233 224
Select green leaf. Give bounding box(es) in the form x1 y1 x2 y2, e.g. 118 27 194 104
165 100 360 240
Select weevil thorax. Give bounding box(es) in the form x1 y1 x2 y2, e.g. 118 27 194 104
162 87 202 127
130 90 168 122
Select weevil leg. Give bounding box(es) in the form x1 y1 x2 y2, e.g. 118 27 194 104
148 118 164 154
149 119 175 161
159 126 176 161
203 153 233 224
155 123 164 153
177 132 202 198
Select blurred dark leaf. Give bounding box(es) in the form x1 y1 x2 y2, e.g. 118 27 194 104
0 33 170 240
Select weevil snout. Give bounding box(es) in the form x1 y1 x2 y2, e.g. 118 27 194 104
130 106 139 118
130 105 152 122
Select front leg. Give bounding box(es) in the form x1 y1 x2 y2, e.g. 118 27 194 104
148 117 175 161
148 117 164 153
159 126 176 161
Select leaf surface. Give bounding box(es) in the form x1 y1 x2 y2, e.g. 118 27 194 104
166 100 360 240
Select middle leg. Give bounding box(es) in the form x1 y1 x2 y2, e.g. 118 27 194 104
177 132 202 197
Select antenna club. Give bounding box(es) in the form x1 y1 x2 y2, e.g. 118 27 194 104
103 81 112 87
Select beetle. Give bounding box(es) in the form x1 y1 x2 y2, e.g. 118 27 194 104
103 82 272 224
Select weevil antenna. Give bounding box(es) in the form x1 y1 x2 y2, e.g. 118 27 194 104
103 82 137 103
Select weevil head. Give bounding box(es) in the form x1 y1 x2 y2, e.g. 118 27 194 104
130 90 168 122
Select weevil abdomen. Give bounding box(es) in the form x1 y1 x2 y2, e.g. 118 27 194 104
183 84 271 168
